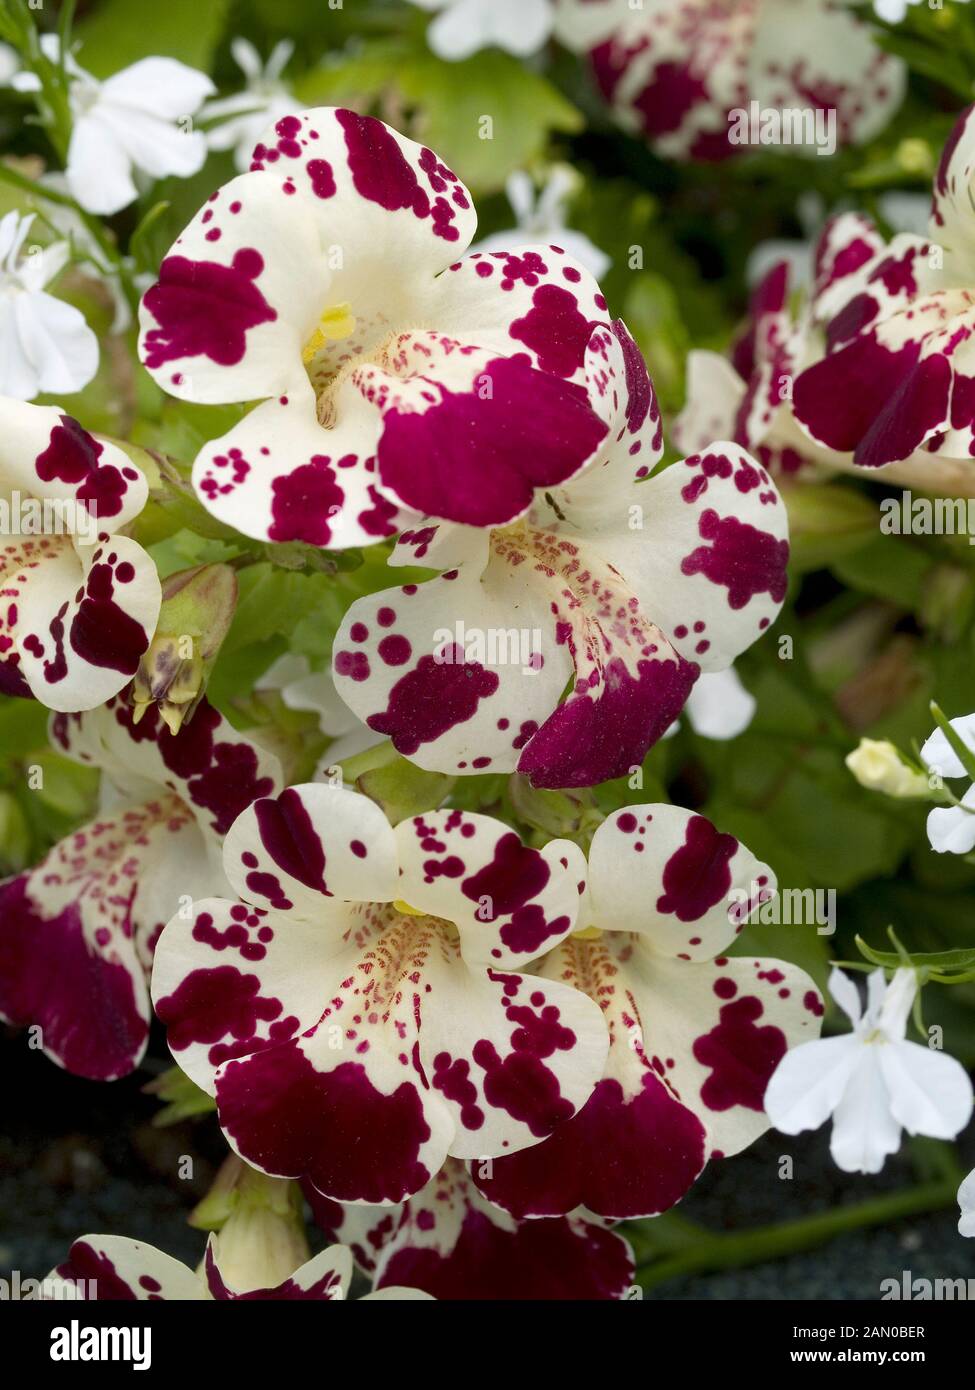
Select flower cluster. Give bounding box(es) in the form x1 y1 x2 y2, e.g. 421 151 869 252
2 0 975 1305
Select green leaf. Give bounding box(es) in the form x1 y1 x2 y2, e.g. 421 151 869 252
856 938 975 973
296 40 582 192
74 0 230 75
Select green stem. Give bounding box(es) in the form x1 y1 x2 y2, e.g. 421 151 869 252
634 1177 962 1293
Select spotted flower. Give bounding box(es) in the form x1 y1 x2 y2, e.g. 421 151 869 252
332 325 788 788
0 400 161 711
306 1157 635 1301
202 39 301 173
793 104 975 472
472 166 611 281
472 804 823 1220
0 697 281 1080
150 783 608 1204
49 1235 426 1301
554 0 904 164
137 105 630 547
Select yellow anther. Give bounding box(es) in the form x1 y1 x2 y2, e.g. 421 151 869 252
571 925 602 941
302 303 356 364
393 899 427 917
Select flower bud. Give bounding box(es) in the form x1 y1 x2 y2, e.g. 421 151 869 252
132 563 237 733
846 738 930 799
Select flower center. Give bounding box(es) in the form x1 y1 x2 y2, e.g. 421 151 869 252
571 925 602 941
301 303 357 366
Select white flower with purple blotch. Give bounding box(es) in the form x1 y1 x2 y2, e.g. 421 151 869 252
150 782 608 1204
0 399 160 709
0 697 280 1080
331 338 788 788
202 39 301 173
473 804 822 1220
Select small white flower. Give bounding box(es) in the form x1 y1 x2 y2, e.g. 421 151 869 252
258 654 383 765
202 39 300 173
871 0 969 21
846 738 930 800
407 0 555 61
920 714 975 855
959 1167 975 1237
14 37 214 215
766 968 974 1174
662 666 757 741
0 209 98 398
473 167 611 280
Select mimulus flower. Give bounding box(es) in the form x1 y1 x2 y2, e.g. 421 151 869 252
306 1157 636 1300
0 399 160 710
137 106 626 547
959 1167 975 1237
0 211 99 399
407 0 556 61
765 968 974 1174
793 104 975 472
150 783 608 1204
0 697 280 1080
472 167 611 281
202 39 301 173
920 713 975 855
14 37 214 215
473 804 823 1219
673 230 884 482
50 1234 426 1301
332 326 789 788
554 0 904 163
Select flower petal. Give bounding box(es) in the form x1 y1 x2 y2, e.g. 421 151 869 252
394 809 586 968
52 1236 201 1300
879 1039 974 1141
588 804 775 960
474 934 708 1220
310 1158 635 1300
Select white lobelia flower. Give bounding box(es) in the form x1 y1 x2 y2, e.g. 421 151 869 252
920 714 975 855
870 0 969 21
766 967 974 1174
0 210 98 398
959 1167 975 1237
0 400 161 710
473 168 611 281
13 36 214 215
257 653 383 765
202 39 301 174
407 0 556 61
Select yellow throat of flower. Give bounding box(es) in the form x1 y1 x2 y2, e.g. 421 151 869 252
302 303 356 364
